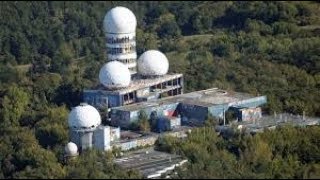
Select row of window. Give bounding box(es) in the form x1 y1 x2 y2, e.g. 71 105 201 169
84 97 108 107
113 58 136 64
106 36 136 44
107 46 136 55
151 78 182 90
123 92 135 104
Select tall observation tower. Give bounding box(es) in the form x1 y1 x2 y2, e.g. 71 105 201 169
103 6 137 75
83 6 184 114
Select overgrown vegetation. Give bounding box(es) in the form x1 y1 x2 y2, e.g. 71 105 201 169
156 126 320 179
0 1 319 178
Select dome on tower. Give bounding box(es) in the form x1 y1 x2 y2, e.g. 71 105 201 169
103 6 137 34
137 50 169 76
99 61 131 89
65 142 78 157
68 103 101 131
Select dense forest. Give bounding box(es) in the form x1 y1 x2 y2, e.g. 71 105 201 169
0 1 319 178
156 125 320 179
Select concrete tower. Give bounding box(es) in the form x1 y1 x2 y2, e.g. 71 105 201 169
68 103 101 151
103 6 137 75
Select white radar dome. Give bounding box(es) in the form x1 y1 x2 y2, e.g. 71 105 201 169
99 61 131 89
103 6 137 34
68 103 101 131
137 50 169 76
65 142 78 156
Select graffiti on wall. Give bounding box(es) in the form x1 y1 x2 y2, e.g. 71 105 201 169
240 107 262 122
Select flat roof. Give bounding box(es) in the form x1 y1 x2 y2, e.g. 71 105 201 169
112 88 263 112
237 113 320 130
85 73 183 95
114 147 186 178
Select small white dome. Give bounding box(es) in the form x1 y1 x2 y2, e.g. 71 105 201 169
137 50 169 76
65 142 78 156
99 61 131 89
68 103 101 131
103 6 137 34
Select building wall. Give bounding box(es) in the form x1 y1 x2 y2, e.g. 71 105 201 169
70 126 121 152
206 96 267 121
83 90 122 109
170 117 181 128
80 132 93 150
111 102 179 129
114 140 138 151
70 130 94 151
112 135 158 151
239 107 262 122
156 116 181 132
94 126 111 151
110 127 121 141
229 96 267 108
110 93 267 129
156 117 170 132
136 135 158 147
110 128 193 152
111 110 131 128
178 104 209 126
208 104 229 119
178 96 266 126
161 129 189 139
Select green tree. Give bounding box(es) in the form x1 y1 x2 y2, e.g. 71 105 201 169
0 127 65 179
137 110 150 133
35 106 69 149
0 85 30 128
204 113 218 127
157 21 181 39
65 149 142 179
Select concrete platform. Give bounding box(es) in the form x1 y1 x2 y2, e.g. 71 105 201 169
114 147 187 179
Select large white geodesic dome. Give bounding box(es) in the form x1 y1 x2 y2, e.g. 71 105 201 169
103 6 137 34
65 142 78 156
99 61 131 89
137 50 169 76
68 103 101 131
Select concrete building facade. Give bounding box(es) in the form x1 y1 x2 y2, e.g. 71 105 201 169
110 88 267 129
83 74 184 113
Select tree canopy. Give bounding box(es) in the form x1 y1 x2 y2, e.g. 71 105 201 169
0 1 319 178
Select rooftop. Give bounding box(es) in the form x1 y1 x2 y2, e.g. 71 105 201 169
218 113 320 134
114 147 187 178
112 88 263 112
241 113 319 127
85 73 183 95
